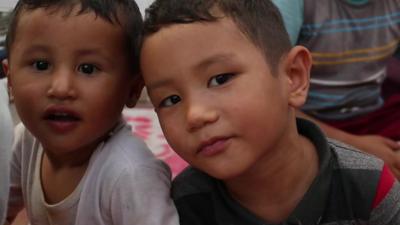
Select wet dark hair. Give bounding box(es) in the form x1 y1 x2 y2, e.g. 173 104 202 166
6 0 143 74
143 0 291 72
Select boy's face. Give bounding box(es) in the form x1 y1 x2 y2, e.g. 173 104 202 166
141 18 295 180
5 8 139 155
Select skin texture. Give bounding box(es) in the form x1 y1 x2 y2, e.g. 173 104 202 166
4 7 140 203
141 17 316 223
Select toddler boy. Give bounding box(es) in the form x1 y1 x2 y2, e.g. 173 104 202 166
3 0 178 224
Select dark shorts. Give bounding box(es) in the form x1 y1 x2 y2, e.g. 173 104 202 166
326 93 400 140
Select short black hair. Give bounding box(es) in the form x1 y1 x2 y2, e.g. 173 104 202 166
143 0 291 72
6 0 143 74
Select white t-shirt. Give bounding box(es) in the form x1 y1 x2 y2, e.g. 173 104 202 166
7 121 179 225
29 146 82 225
0 78 13 225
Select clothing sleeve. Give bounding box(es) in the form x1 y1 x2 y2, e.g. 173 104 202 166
0 79 13 225
5 124 26 224
369 165 400 224
110 162 179 225
271 0 304 45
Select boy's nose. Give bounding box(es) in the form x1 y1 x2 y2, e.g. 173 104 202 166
185 100 219 132
47 70 77 100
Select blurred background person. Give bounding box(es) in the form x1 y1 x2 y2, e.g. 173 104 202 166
273 0 400 178
0 76 14 224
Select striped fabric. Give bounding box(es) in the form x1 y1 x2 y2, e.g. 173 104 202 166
171 119 400 225
298 0 400 120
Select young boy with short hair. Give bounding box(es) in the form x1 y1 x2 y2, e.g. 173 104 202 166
140 0 400 224
3 0 178 224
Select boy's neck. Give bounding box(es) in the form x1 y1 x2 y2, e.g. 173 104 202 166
42 120 122 168
40 121 121 204
40 140 100 204
43 141 98 169
41 152 89 204
224 131 318 224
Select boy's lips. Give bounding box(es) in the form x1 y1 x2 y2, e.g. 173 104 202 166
43 106 81 133
197 136 232 157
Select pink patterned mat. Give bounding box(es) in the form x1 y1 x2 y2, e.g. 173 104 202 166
123 108 188 177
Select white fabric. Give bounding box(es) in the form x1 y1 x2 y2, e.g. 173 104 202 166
7 122 179 225
0 78 13 225
30 146 82 225
0 0 17 11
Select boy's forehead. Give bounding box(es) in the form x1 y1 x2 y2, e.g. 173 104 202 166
142 18 239 58
14 8 87 42
15 5 127 37
141 17 271 86
18 5 91 20
15 6 123 36
12 6 127 54
143 17 260 61
144 16 244 47
16 2 125 26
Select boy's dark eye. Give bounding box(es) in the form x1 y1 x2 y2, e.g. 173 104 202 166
78 64 98 75
160 95 181 107
33 60 49 71
208 73 235 87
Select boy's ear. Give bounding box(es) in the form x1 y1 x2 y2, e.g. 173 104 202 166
282 46 312 108
2 58 12 89
2 59 14 103
125 75 145 108
2 59 9 82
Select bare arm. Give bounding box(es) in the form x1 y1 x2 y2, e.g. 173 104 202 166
296 110 400 178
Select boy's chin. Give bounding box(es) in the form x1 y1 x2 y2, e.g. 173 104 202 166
197 165 248 181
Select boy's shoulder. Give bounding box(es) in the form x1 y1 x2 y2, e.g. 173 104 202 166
75 123 174 221
172 167 216 199
325 138 400 223
172 167 227 225
171 123 400 224
87 122 169 178
12 123 40 161
326 137 388 199
100 123 156 163
327 138 383 171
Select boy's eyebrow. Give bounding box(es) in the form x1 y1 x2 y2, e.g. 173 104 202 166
75 48 106 56
194 53 235 71
22 45 50 54
74 49 114 63
146 78 174 92
146 53 236 92
74 48 113 60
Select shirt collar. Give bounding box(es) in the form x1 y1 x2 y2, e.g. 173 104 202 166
285 118 334 224
215 118 334 225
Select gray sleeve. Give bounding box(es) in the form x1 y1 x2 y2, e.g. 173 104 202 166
369 181 400 224
0 79 14 225
110 162 179 225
